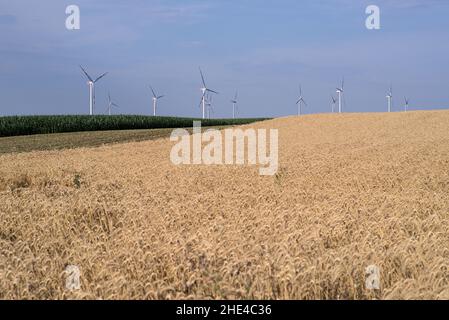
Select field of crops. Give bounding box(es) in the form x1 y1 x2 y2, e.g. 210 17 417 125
0 115 267 137
0 111 448 299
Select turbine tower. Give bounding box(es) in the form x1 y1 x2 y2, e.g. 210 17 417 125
205 93 213 119
336 78 344 113
331 96 337 113
386 85 393 112
199 67 218 119
150 86 164 116
295 85 307 116
230 91 238 119
79 66 108 115
106 92 119 116
404 97 409 112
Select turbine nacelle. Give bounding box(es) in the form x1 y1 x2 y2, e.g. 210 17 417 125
336 78 344 113
149 86 165 116
387 86 393 97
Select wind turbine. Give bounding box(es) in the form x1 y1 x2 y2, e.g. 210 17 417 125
106 92 119 116
336 77 344 113
150 86 164 116
331 96 337 113
199 67 218 119
205 93 214 119
79 66 108 115
404 97 409 112
386 85 393 112
230 91 238 119
295 85 307 116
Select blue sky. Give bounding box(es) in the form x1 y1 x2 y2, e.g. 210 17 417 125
0 0 448 118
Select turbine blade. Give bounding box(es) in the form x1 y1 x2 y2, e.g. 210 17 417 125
199 67 206 87
157 95 164 99
94 72 108 83
207 89 218 94
150 86 157 98
79 65 93 82
198 91 206 108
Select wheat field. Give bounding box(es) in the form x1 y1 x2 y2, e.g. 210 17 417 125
0 111 448 300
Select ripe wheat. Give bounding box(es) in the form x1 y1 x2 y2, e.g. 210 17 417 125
0 111 448 299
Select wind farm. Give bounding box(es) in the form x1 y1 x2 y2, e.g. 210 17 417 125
0 64 427 140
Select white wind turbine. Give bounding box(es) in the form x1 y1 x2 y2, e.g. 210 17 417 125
106 92 119 116
150 86 164 116
386 85 393 112
404 97 409 112
295 85 307 116
230 91 238 119
199 67 218 119
79 66 108 115
336 77 344 113
331 96 337 113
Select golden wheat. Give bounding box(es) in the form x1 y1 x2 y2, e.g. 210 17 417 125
0 111 448 299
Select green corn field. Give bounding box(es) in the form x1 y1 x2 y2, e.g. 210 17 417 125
0 115 269 138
